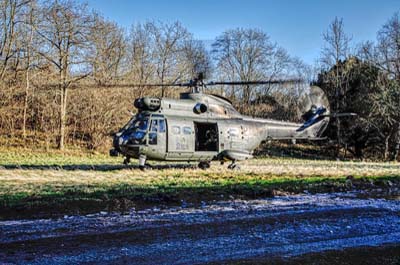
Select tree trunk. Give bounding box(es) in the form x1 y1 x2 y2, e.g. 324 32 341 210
22 20 33 139
394 124 400 161
335 60 342 159
59 85 65 150
58 85 68 150
22 69 29 139
384 135 390 161
23 3 34 139
336 119 341 159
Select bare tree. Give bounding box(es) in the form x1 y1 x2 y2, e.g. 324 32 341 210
377 12 400 80
127 21 195 97
320 17 352 158
127 22 156 97
180 39 212 80
376 13 400 160
359 13 400 160
0 0 30 80
88 13 125 85
35 0 92 150
212 28 292 106
321 18 351 68
148 21 192 96
20 0 37 138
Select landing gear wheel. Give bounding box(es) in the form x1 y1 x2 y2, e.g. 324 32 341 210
123 157 131 165
228 161 240 170
198 161 211 170
140 162 153 171
139 154 147 171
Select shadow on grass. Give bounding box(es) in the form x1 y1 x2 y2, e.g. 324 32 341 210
0 163 196 171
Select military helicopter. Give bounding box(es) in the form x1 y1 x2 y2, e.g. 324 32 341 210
110 74 338 169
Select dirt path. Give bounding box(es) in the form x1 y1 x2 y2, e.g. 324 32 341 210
0 192 399 264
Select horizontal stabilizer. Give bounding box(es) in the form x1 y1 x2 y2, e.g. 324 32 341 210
322 113 357 118
297 106 328 132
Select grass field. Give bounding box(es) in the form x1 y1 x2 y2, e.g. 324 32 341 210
0 148 399 219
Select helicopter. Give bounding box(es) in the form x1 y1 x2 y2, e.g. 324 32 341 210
109 74 342 170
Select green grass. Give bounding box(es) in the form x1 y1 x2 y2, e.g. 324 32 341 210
0 147 120 166
0 148 399 219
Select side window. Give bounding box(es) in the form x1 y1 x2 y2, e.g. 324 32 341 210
183 126 192 135
159 120 166 133
172 126 180 134
228 128 239 137
149 132 157 145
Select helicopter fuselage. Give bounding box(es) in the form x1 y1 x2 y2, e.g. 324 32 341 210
110 92 329 168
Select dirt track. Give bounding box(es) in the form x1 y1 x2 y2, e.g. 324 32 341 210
0 192 399 264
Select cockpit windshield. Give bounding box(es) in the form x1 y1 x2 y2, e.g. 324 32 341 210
121 114 149 144
123 114 149 131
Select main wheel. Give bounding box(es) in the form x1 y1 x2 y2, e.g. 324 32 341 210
228 163 240 170
198 161 210 169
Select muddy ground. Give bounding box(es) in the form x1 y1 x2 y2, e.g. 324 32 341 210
0 191 399 264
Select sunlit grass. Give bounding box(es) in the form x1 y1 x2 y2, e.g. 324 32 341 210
0 147 120 166
0 148 399 216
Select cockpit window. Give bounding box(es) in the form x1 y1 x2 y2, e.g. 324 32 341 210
159 120 166 133
132 119 148 131
150 119 166 133
150 120 158 132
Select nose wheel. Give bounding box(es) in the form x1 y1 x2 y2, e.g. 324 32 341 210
123 155 148 171
139 154 147 171
123 157 131 165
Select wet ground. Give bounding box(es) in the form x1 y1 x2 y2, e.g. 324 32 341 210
0 192 399 264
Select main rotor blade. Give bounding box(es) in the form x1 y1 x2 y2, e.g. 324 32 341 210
84 83 192 88
79 79 304 88
123 83 190 87
323 113 358 118
206 79 303 86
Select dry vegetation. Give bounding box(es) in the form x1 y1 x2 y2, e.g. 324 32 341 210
0 0 399 160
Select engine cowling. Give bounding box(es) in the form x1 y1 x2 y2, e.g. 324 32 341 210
134 97 161 111
193 103 207 114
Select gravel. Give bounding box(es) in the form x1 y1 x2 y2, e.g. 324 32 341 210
0 191 399 264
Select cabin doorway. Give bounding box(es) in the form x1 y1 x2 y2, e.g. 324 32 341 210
194 122 218 152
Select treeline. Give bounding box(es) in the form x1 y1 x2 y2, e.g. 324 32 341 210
0 0 306 151
317 16 400 160
0 0 399 160
0 0 214 150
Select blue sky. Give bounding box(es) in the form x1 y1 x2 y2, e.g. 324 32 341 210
82 0 399 65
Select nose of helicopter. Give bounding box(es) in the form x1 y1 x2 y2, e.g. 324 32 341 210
109 132 122 156
110 132 144 158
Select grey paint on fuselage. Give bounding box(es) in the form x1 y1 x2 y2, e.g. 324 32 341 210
114 92 329 163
